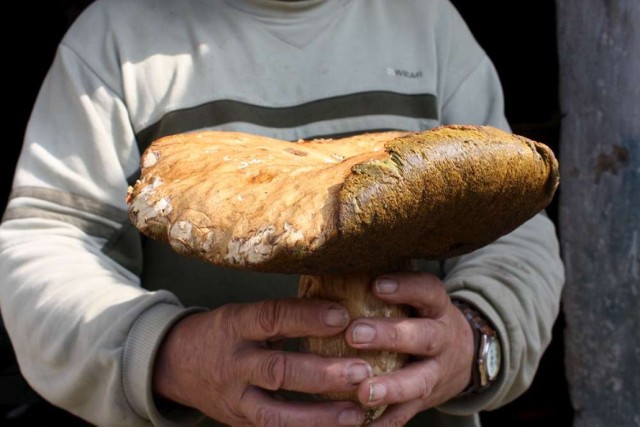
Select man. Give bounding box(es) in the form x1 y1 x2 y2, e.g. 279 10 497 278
0 0 563 425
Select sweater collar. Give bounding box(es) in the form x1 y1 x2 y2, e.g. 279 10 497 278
223 0 348 21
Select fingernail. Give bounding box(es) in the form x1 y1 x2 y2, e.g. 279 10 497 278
375 277 398 294
352 324 376 344
368 383 387 403
338 408 362 426
347 363 372 384
324 308 348 327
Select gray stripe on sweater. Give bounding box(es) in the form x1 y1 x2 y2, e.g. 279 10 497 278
8 187 128 222
3 186 142 275
135 91 438 153
2 207 115 240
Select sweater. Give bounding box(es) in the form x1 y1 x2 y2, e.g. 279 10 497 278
0 0 564 425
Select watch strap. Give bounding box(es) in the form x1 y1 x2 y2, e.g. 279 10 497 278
452 300 498 394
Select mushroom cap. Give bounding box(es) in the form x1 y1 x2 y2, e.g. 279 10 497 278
127 125 559 274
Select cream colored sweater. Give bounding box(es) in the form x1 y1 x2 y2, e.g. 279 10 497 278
0 0 563 425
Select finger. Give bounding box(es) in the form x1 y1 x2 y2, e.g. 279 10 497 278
226 298 349 341
372 272 450 318
239 349 373 393
241 387 365 427
356 361 437 407
368 399 426 427
346 317 445 356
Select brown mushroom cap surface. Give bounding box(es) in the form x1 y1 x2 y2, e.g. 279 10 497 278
127 125 559 274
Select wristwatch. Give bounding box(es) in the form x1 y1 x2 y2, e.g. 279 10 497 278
453 300 502 393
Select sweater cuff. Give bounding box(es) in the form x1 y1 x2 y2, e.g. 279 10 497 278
437 290 510 415
123 302 206 426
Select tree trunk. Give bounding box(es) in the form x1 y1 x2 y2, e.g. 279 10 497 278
557 2 640 426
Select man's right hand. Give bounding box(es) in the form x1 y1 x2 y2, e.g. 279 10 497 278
153 298 370 426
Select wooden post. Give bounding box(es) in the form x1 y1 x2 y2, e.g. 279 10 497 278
557 1 640 426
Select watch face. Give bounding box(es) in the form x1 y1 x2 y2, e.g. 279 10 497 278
486 337 501 380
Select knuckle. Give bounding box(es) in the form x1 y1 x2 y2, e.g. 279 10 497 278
423 339 437 355
227 404 250 426
416 375 433 401
260 352 287 391
420 326 438 355
217 303 244 338
393 383 408 402
255 406 283 427
256 300 281 336
388 324 401 347
390 322 416 352
216 304 236 328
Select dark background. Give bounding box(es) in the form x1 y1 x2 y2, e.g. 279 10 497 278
1 1 572 425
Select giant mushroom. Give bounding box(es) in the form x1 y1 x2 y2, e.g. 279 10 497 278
127 125 559 422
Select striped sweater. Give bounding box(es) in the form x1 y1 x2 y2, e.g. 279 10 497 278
0 0 564 425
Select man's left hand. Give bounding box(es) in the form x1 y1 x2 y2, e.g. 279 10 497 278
344 272 475 426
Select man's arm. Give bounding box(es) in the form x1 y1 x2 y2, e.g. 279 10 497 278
0 33 375 427
441 213 563 413
436 3 564 410
0 41 199 426
333 2 564 422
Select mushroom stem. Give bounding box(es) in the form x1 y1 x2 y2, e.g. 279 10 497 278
298 260 412 423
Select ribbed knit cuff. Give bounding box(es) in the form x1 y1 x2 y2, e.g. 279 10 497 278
123 302 206 426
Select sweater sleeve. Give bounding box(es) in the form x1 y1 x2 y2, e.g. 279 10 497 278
0 43 201 426
433 0 565 414
440 214 564 413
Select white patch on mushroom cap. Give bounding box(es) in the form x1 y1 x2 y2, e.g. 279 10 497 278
169 220 193 243
224 222 309 265
129 178 172 229
131 195 172 229
139 176 164 194
142 151 159 168
202 231 216 252
283 222 305 244
226 225 277 264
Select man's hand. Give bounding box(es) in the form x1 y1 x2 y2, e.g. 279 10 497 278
345 272 475 426
153 298 370 426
